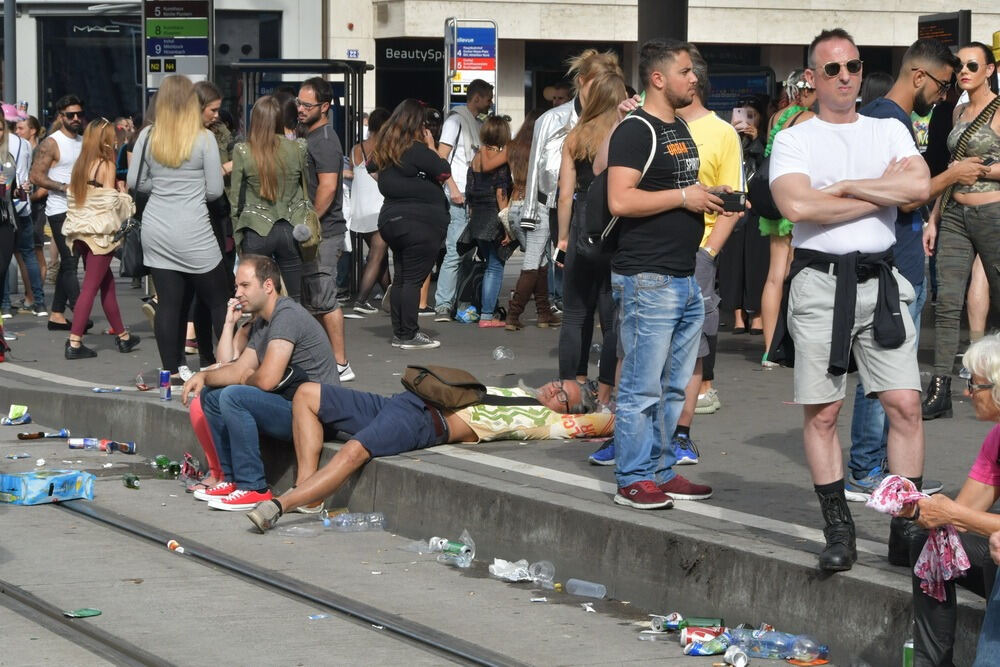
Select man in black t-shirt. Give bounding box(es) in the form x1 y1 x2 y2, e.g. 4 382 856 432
606 39 726 511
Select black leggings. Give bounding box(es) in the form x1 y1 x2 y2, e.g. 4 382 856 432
718 214 769 314
558 203 617 386
48 213 80 314
355 230 390 304
912 530 996 666
240 221 302 301
149 263 231 373
379 211 445 340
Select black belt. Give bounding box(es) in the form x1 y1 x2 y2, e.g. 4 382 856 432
423 401 449 443
807 260 879 283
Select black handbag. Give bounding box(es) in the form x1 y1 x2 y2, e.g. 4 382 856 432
747 109 807 220
578 114 657 262
118 135 151 278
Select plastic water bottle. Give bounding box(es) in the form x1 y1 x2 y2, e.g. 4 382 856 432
565 578 606 599
323 511 385 532
492 346 514 361
528 560 555 589
729 628 827 660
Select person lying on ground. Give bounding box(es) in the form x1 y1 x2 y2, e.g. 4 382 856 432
246 378 617 532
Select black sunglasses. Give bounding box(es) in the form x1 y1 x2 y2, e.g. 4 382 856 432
62 111 84 119
960 61 982 74
913 68 952 95
819 59 863 77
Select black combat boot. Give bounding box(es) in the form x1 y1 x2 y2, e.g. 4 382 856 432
921 375 952 420
818 489 857 571
888 516 926 566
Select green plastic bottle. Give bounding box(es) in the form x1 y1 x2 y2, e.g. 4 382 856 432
122 474 140 489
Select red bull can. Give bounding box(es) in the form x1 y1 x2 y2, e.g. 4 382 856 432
159 370 171 401
680 626 724 645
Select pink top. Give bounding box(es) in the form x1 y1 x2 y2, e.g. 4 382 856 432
968 424 1000 486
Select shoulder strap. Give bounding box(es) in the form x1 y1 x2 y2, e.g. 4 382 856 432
599 115 657 241
136 130 151 187
942 95 1000 208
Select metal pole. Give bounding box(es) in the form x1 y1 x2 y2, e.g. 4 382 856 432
3 0 16 101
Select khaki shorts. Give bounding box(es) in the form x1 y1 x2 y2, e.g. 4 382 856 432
301 234 344 315
787 266 921 404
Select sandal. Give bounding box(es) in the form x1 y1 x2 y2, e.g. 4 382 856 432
186 476 219 493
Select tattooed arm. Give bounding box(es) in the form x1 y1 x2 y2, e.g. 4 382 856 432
29 137 66 192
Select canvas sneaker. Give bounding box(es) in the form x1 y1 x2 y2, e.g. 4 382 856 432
338 362 356 382
844 465 886 502
353 300 378 315
434 308 452 322
614 480 674 510
208 488 273 511
658 475 713 500
694 388 721 414
247 500 283 533
399 332 441 350
588 439 615 466
193 481 235 502
672 435 700 465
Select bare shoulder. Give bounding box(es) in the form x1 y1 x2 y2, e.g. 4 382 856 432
37 136 59 162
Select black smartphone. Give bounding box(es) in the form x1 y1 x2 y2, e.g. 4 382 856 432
552 247 567 264
982 157 997 167
718 191 747 212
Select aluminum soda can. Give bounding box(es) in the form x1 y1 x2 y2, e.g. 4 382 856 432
724 645 749 667
159 370 171 400
680 626 723 645
902 638 914 667
649 612 684 632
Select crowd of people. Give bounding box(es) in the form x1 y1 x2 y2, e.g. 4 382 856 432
2 28 1000 664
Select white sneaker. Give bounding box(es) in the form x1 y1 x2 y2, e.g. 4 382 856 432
338 362 355 382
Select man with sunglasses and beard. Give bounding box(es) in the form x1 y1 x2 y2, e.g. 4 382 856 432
244 377 614 532
30 95 85 332
768 29 931 572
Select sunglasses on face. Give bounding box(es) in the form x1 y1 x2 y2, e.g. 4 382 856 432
819 59 863 77
295 98 322 110
62 111 84 119
960 367 995 393
960 61 982 73
913 68 952 95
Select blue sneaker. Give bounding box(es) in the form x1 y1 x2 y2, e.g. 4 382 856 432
672 435 699 465
844 465 886 502
588 439 615 466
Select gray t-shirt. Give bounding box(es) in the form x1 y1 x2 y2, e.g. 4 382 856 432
305 122 346 237
248 297 338 385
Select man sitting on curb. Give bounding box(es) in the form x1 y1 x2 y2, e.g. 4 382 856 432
181 254 339 511
247 378 615 532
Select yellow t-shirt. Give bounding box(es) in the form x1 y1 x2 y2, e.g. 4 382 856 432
455 387 615 443
685 112 744 246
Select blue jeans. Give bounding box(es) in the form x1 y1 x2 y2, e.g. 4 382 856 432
200 385 293 491
476 240 504 319
611 272 704 487
433 203 468 312
848 279 926 477
1 214 44 308
974 567 1000 666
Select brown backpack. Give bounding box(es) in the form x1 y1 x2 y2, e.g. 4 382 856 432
402 365 540 410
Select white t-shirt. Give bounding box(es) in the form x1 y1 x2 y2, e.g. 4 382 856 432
769 115 919 254
439 113 476 196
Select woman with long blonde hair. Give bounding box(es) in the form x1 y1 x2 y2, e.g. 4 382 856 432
230 95 308 300
556 70 626 406
61 119 138 358
126 74 228 378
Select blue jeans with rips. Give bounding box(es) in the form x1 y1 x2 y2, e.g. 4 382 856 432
611 272 704 488
476 240 505 319
1 214 44 308
433 203 468 312
847 279 926 477
200 385 293 491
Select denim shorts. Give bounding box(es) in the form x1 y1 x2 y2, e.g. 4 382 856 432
318 385 445 457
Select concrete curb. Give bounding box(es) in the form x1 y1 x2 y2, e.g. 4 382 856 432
1 378 983 663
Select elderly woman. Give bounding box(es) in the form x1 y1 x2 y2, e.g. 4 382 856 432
905 334 1000 665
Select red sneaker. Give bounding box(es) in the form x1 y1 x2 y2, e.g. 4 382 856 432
192 481 235 502
208 488 273 511
659 474 713 500
614 480 673 509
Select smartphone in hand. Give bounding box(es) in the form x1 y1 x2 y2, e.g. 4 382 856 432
552 247 567 265
731 108 748 125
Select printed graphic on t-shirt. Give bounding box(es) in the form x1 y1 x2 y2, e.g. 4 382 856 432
455 387 615 443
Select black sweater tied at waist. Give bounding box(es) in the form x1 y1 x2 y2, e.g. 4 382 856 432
767 247 906 376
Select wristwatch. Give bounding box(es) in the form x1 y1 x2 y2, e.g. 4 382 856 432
703 246 718 258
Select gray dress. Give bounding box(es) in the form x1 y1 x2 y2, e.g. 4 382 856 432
126 127 224 274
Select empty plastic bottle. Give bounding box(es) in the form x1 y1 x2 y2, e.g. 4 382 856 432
528 560 555 589
153 454 170 468
492 346 514 361
729 628 828 660
565 578 606 599
324 511 385 532
278 525 320 538
122 474 140 489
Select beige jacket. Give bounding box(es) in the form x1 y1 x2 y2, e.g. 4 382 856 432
64 186 136 255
